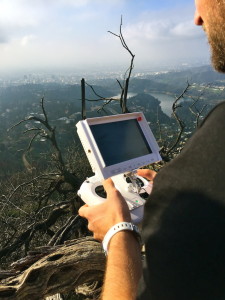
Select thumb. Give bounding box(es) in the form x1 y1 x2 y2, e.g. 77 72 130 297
103 178 116 192
78 204 89 218
103 178 126 207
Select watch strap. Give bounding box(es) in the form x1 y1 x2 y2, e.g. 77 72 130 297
102 222 141 255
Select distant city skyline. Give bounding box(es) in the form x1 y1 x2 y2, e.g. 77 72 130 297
0 0 210 74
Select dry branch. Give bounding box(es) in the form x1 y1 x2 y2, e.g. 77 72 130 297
83 16 134 113
0 204 70 260
164 82 191 156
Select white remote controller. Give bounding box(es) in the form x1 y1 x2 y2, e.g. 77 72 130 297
78 172 153 224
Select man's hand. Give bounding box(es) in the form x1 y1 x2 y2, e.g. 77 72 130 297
78 169 157 241
78 178 131 241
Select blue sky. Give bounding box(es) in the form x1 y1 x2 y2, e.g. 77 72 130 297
0 0 210 73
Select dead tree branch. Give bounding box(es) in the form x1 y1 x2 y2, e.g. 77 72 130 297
0 204 71 260
9 97 80 189
189 84 209 127
0 237 105 299
9 97 66 173
108 16 135 113
189 100 207 127
164 81 191 156
83 16 134 113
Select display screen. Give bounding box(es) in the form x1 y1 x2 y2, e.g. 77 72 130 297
90 119 152 166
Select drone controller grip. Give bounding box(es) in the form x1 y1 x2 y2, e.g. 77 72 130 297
78 174 152 224
78 177 107 206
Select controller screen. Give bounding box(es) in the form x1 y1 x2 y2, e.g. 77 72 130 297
90 119 152 166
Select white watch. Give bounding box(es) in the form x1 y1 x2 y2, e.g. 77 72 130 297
102 222 141 255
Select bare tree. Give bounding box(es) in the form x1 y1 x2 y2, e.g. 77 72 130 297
82 16 135 114
158 81 209 162
0 97 91 269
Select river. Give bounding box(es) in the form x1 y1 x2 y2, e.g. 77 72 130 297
125 92 176 117
149 92 176 117
115 92 176 116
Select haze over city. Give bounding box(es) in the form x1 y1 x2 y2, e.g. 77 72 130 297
0 0 210 74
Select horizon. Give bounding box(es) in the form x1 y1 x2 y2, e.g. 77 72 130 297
0 63 215 82
0 0 210 74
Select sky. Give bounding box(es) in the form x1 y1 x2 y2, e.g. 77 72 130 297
0 0 211 74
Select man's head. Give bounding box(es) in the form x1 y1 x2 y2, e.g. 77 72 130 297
195 0 225 72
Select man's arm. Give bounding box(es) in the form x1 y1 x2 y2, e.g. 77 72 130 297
101 231 142 300
78 177 148 300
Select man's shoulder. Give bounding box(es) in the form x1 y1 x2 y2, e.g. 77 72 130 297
200 101 225 128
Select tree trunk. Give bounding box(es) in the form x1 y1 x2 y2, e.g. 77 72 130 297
0 237 105 300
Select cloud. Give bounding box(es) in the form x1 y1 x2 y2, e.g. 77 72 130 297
0 0 210 72
171 20 201 38
0 1 40 27
0 0 45 46
0 0 124 43
106 6 210 68
123 19 203 42
0 29 7 43
20 35 36 47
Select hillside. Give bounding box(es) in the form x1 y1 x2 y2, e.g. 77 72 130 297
0 65 224 177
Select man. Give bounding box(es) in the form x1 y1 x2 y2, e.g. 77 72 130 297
79 0 225 299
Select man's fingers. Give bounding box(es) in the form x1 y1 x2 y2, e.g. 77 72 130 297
103 178 125 202
137 169 157 181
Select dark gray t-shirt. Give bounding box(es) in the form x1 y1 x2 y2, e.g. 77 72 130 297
138 102 225 300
